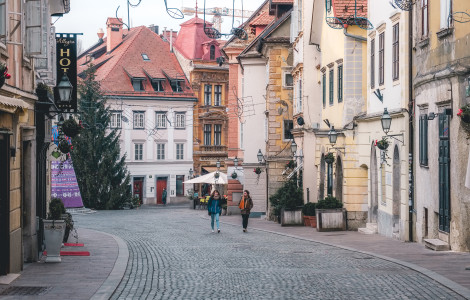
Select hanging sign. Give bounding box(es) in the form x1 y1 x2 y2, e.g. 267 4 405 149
55 33 78 111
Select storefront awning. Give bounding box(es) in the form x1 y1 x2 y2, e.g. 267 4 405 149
0 95 29 114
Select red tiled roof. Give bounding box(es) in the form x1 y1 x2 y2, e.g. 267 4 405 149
333 0 368 19
250 11 275 26
78 26 193 97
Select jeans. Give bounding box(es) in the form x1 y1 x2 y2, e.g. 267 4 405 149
242 214 249 229
211 213 220 230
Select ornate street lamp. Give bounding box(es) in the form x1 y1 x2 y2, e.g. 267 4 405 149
216 159 221 170
57 74 73 102
189 168 193 178
291 140 297 154
328 126 338 145
234 156 238 168
381 107 392 134
257 149 264 164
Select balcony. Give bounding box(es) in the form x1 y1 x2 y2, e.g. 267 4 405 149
196 145 227 154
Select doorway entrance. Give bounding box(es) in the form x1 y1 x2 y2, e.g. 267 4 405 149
156 177 167 204
438 113 450 233
133 177 144 205
0 133 11 275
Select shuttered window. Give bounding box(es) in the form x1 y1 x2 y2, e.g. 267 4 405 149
329 69 334 105
419 114 428 166
322 73 326 107
25 0 43 55
0 0 7 39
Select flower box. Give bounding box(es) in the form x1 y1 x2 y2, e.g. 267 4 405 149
315 208 347 231
280 207 303 226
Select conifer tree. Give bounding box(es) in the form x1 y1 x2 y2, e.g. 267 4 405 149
71 66 131 209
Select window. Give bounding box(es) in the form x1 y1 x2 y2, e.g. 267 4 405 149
214 85 222 106
142 53 150 61
175 113 185 128
156 144 165 160
440 0 452 29
322 73 326 107
170 80 183 92
204 84 212 106
151 80 164 92
155 112 167 129
132 79 145 91
134 144 143 160
421 0 429 37
371 39 375 89
133 112 145 129
298 79 303 112
214 124 222 145
285 73 294 87
110 112 122 128
284 120 294 140
419 114 428 166
176 143 184 160
379 32 385 85
210 45 215 60
329 69 334 105
326 0 332 12
0 0 7 39
204 124 212 145
337 65 343 103
392 24 399 81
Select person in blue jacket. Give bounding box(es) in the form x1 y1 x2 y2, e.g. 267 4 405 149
207 190 222 233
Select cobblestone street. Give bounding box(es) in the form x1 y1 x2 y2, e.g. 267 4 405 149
71 206 466 300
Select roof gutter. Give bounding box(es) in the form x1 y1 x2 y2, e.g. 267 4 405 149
343 27 367 42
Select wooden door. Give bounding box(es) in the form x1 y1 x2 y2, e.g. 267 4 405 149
133 178 144 204
156 177 167 204
0 134 10 275
438 114 450 233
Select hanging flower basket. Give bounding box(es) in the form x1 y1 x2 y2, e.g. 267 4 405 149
457 104 470 132
58 140 71 154
376 138 389 150
0 63 11 89
254 167 262 175
35 83 52 99
62 118 82 138
231 172 238 179
324 153 335 164
286 160 296 169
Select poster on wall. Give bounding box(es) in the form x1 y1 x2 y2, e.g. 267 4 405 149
55 33 78 111
51 160 83 208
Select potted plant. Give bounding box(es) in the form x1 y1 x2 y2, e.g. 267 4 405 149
302 202 317 228
315 196 346 231
35 82 52 99
43 198 67 262
286 160 296 169
58 139 71 154
325 152 335 164
269 177 303 226
0 62 11 89
376 137 389 150
254 167 262 175
457 104 470 132
62 117 82 138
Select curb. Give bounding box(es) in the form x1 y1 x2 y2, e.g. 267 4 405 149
89 230 129 300
215 216 470 300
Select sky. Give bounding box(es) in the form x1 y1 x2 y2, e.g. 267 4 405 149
55 0 266 52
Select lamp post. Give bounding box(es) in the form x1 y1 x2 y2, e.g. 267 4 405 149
257 149 268 213
381 108 392 134
257 149 264 164
328 126 338 145
57 74 73 102
234 156 238 168
189 168 193 179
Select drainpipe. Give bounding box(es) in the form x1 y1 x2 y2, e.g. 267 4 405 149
408 8 414 242
343 26 367 42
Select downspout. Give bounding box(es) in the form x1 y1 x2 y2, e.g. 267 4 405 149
343 26 367 42
408 7 414 242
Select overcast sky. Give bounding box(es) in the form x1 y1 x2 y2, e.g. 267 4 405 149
55 0 266 51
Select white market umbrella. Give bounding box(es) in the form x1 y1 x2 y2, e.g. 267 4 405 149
183 171 228 185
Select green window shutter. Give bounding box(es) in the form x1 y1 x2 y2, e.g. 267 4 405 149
338 65 343 103
419 115 423 165
322 74 326 107
329 69 334 105
423 115 428 166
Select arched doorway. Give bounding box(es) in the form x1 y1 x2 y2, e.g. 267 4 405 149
319 154 325 200
335 155 343 202
392 145 401 238
369 142 378 223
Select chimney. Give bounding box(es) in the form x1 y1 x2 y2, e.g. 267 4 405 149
97 28 104 42
170 28 173 53
106 17 123 52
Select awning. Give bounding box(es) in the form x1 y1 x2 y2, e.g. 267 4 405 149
0 95 29 114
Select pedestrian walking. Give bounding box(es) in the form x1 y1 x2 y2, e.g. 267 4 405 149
238 190 253 232
162 188 167 205
207 190 222 233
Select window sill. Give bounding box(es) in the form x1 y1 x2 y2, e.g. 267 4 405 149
417 37 429 48
420 164 429 169
436 27 454 39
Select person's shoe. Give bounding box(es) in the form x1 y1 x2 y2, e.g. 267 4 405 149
217 229 220 233
243 228 246 232
212 230 214 233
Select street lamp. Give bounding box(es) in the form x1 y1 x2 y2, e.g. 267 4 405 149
328 126 338 145
57 74 73 102
291 140 297 154
189 168 193 178
257 149 264 164
216 159 221 170
381 108 392 135
234 156 238 168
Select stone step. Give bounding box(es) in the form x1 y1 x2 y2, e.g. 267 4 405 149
424 239 450 251
358 227 376 235
366 222 378 232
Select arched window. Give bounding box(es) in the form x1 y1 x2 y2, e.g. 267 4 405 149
210 45 215 60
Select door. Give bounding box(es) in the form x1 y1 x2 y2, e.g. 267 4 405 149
133 177 144 204
176 175 184 196
438 114 450 233
156 177 167 204
0 133 11 275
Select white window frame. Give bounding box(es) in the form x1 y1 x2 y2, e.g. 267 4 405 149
156 143 165 160
214 85 222 106
440 0 451 29
176 143 184 160
0 0 8 41
156 112 167 129
133 112 145 129
134 143 143 161
110 111 122 128
175 112 185 129
25 0 44 55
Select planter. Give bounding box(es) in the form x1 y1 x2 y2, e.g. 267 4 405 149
325 155 335 164
58 140 71 154
377 142 389 150
43 220 66 262
315 208 347 231
461 117 470 132
62 119 81 138
280 208 303 226
308 216 317 228
303 216 311 226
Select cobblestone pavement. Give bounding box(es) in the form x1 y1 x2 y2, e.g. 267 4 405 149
73 206 467 300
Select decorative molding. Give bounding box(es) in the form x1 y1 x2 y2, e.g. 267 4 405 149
368 30 376 38
417 37 430 48
437 27 454 39
320 67 326 73
327 62 335 68
377 22 386 33
389 12 401 23
335 58 343 65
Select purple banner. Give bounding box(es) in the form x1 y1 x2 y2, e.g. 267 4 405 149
51 160 84 208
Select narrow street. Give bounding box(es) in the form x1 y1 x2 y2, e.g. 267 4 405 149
68 206 466 300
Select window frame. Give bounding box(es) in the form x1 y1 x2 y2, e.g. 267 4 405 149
176 143 184 160
175 112 185 129
421 0 429 37
142 53 150 61
329 68 334 105
170 80 183 92
156 143 165 160
133 111 145 129
392 23 399 81
371 38 375 89
214 85 222 106
155 112 167 129
134 143 143 161
378 32 385 86
203 124 212 145
110 111 122 129
214 124 222 146
151 79 164 92
283 120 294 140
132 79 145 91
337 65 343 103
210 45 215 60
322 73 326 107
204 84 212 106
284 72 294 88
0 0 6 40
419 114 428 166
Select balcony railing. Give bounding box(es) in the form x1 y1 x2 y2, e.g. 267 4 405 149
199 145 227 152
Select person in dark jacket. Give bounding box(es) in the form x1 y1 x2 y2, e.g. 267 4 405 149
162 188 167 205
238 190 253 232
207 190 222 233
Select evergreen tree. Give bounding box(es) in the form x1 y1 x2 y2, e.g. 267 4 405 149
71 66 131 209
